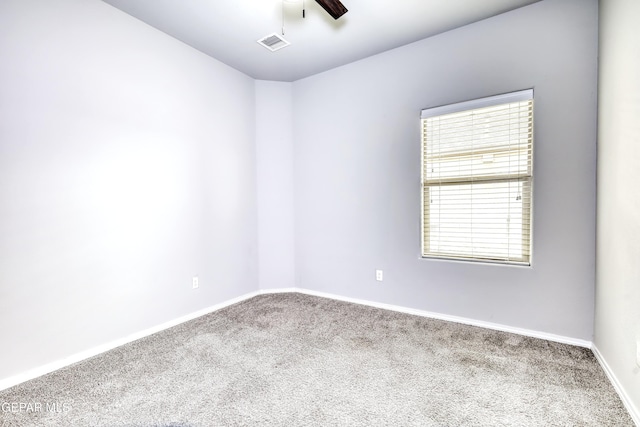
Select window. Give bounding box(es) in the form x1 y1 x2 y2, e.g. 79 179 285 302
421 90 533 265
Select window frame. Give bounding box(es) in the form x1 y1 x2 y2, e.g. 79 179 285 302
420 89 534 266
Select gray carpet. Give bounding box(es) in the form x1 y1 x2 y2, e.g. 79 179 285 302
0 293 633 426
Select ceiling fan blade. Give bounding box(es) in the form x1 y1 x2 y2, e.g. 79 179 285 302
314 0 348 20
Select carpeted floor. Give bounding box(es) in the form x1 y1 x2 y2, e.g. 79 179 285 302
0 293 633 426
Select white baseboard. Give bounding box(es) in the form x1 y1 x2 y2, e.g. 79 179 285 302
592 345 640 426
0 290 261 392
0 287 601 396
258 287 297 294
293 288 593 348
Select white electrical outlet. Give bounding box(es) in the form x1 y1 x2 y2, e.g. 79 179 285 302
192 276 199 289
375 270 383 282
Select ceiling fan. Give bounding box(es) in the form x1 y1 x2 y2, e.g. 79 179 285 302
284 0 348 20
314 0 348 20
258 0 347 51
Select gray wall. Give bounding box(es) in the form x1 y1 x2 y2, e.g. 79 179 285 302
292 0 598 340
0 0 258 380
255 81 296 290
596 0 640 416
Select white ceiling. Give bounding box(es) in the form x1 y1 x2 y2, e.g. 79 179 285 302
101 0 540 82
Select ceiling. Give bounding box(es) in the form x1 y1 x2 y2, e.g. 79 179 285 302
101 0 541 82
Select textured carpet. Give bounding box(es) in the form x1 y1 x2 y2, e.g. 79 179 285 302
0 293 633 426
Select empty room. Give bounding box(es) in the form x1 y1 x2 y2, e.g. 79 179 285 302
0 0 638 425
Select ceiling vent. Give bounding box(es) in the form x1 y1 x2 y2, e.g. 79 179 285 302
257 33 290 52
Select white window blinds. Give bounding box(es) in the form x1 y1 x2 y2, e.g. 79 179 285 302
421 90 533 264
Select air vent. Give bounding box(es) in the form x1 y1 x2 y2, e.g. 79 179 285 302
257 33 290 52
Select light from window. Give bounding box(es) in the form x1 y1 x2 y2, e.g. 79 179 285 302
421 90 533 264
